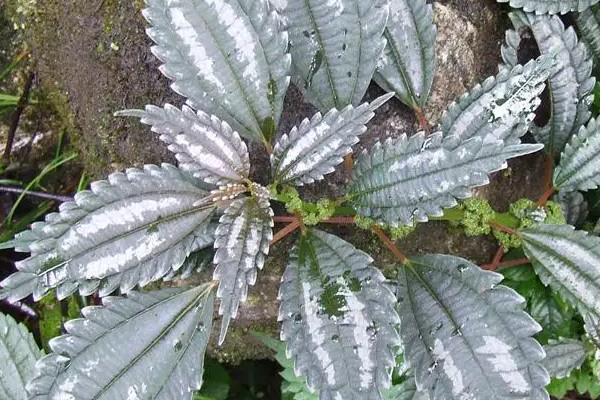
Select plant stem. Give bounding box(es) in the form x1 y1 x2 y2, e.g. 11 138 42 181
3 72 35 163
484 245 505 271
481 258 530 271
0 186 73 202
371 226 408 263
271 219 301 245
344 154 354 180
415 106 429 133
488 220 520 237
538 186 556 207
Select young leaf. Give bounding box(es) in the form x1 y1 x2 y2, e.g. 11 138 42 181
119 105 251 185
553 191 588 227
214 195 273 345
279 229 400 400
348 131 543 226
439 58 549 145
282 0 389 111
142 0 291 143
26 285 215 400
382 377 428 400
271 94 393 186
496 0 600 15
0 164 215 302
553 118 600 192
397 254 549 400
0 312 43 400
374 0 436 110
529 290 574 339
503 12 595 157
542 339 586 379
521 223 600 319
577 4 600 66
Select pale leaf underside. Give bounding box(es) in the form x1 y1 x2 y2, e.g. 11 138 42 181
26 286 215 400
0 164 215 302
271 94 392 186
214 196 273 345
397 254 548 400
521 223 600 319
143 0 291 142
497 0 600 15
374 0 436 109
503 12 595 156
0 313 42 400
541 338 586 378
349 131 543 226
121 104 251 186
553 117 600 192
282 0 389 111
553 191 588 226
279 229 400 400
440 58 549 145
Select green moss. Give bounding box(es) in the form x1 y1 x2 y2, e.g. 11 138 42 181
456 198 495 236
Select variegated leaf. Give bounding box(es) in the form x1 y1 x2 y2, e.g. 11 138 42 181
163 245 215 282
440 58 550 145
577 4 600 65
118 105 250 185
271 93 392 186
279 229 400 400
143 0 291 143
348 131 543 226
554 118 600 192
214 195 273 345
542 338 586 378
521 224 600 319
496 0 600 15
26 286 215 400
374 0 436 110
0 164 215 302
0 312 42 400
383 376 429 400
553 191 588 226
282 0 390 111
584 313 600 368
503 12 595 156
397 254 549 400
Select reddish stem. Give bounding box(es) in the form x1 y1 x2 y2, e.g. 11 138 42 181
344 154 354 181
372 226 408 263
489 221 520 237
415 107 429 133
481 258 530 271
485 245 505 271
271 219 301 245
538 186 556 207
274 216 297 223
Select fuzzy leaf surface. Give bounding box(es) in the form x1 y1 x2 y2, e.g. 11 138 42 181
0 313 42 400
553 191 588 227
143 0 291 142
521 224 600 319
397 254 549 400
440 59 549 145
374 0 436 109
349 131 543 226
27 286 215 400
584 313 600 367
279 229 400 400
214 196 273 345
123 105 250 185
0 165 215 302
542 339 586 378
271 94 392 185
282 0 389 111
577 4 600 66
496 0 600 14
554 117 600 192
503 12 595 156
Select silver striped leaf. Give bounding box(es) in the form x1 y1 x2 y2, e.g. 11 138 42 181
554 117 600 192
577 4 600 66
374 0 436 110
552 191 588 227
502 12 595 157
496 0 600 15
26 286 215 400
0 312 42 400
214 195 273 345
541 338 586 378
143 0 291 143
118 105 251 186
348 131 543 226
281 0 390 111
584 313 600 373
397 254 549 400
279 229 400 400
521 224 600 319
440 58 550 145
0 164 215 302
271 93 393 186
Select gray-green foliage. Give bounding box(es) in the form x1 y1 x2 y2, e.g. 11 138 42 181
4 0 600 399
0 312 42 400
577 4 600 66
497 0 600 15
541 339 586 378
